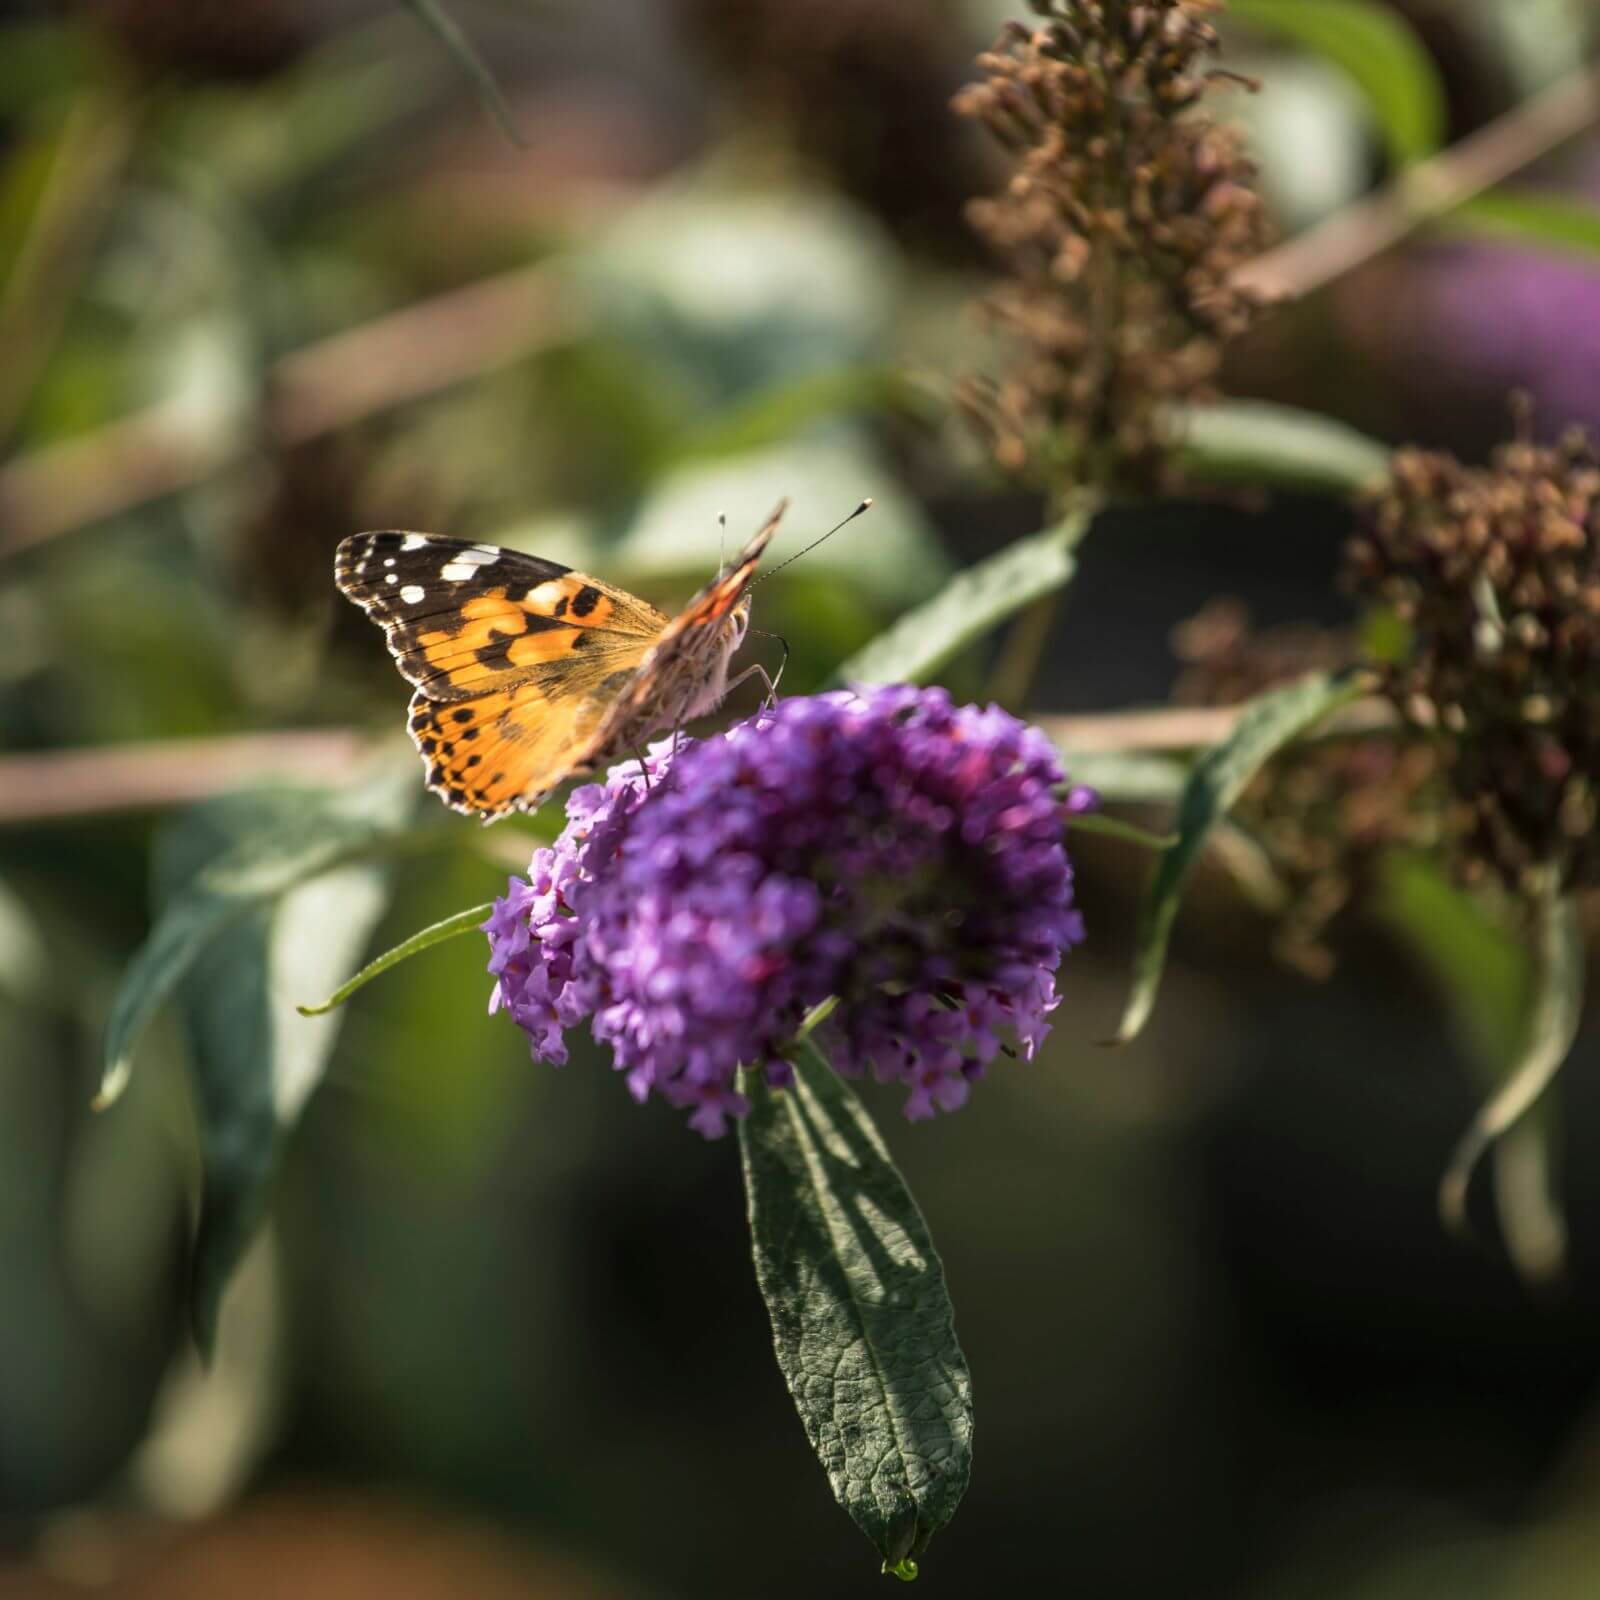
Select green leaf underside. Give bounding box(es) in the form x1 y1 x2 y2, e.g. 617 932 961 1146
738 1044 973 1567
400 0 524 146
1449 190 1600 261
1228 0 1447 168
97 767 426 1107
1174 401 1391 495
1438 887 1585 1236
1112 671 1367 1045
297 902 494 1016
150 789 406 1354
828 504 1094 688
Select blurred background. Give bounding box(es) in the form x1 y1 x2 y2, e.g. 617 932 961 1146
4 1 1600 1595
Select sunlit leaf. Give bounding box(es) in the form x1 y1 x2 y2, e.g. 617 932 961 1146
1175 400 1391 495
1111 671 1368 1045
739 1043 972 1571
1229 0 1447 167
153 790 403 1355
97 765 422 1110
830 501 1096 687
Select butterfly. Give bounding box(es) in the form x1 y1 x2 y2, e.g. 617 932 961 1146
335 502 788 820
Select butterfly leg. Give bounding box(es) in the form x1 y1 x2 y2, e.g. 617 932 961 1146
743 630 790 710
724 660 783 713
634 748 652 790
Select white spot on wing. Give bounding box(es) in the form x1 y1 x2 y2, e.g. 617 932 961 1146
384 557 396 568
385 573 397 584
440 548 500 583
401 534 428 551
526 580 569 607
401 584 425 604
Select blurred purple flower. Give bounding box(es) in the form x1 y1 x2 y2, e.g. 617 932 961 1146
483 687 1092 1135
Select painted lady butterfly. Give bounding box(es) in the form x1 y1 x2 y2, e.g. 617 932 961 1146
335 503 788 819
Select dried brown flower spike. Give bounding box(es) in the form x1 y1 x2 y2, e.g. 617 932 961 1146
1348 427 1600 893
954 0 1274 485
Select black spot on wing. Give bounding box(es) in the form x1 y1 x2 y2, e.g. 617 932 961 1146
570 585 601 618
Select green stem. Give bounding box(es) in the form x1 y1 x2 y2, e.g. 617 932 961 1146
1066 811 1177 852
296 901 493 1015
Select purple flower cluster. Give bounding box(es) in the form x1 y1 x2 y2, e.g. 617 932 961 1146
483 687 1092 1135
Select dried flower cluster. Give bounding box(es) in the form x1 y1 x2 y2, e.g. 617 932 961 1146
484 688 1091 1135
1173 603 1445 976
954 0 1273 482
1347 431 1600 893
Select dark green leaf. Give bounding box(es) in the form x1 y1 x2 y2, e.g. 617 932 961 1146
1174 401 1391 495
1228 0 1447 167
1450 189 1600 261
297 901 494 1016
399 0 524 146
153 790 404 1355
739 1043 972 1569
828 502 1095 687
1438 884 1584 1238
1111 671 1368 1045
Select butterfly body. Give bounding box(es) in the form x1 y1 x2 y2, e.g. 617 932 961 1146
335 504 784 819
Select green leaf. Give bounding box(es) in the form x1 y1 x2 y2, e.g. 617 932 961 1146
297 901 494 1016
1449 189 1600 261
399 0 524 146
738 1043 972 1569
829 502 1096 688
97 765 422 1110
1111 671 1368 1045
1377 854 1568 1283
1377 854 1530 1070
1438 884 1585 1239
1174 401 1391 495
152 790 405 1355
1228 0 1447 167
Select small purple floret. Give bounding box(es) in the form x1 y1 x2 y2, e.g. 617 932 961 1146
483 686 1090 1134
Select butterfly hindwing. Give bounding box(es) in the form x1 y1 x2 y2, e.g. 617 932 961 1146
407 683 613 816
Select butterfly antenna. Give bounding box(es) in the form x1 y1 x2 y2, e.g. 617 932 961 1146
752 498 872 587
